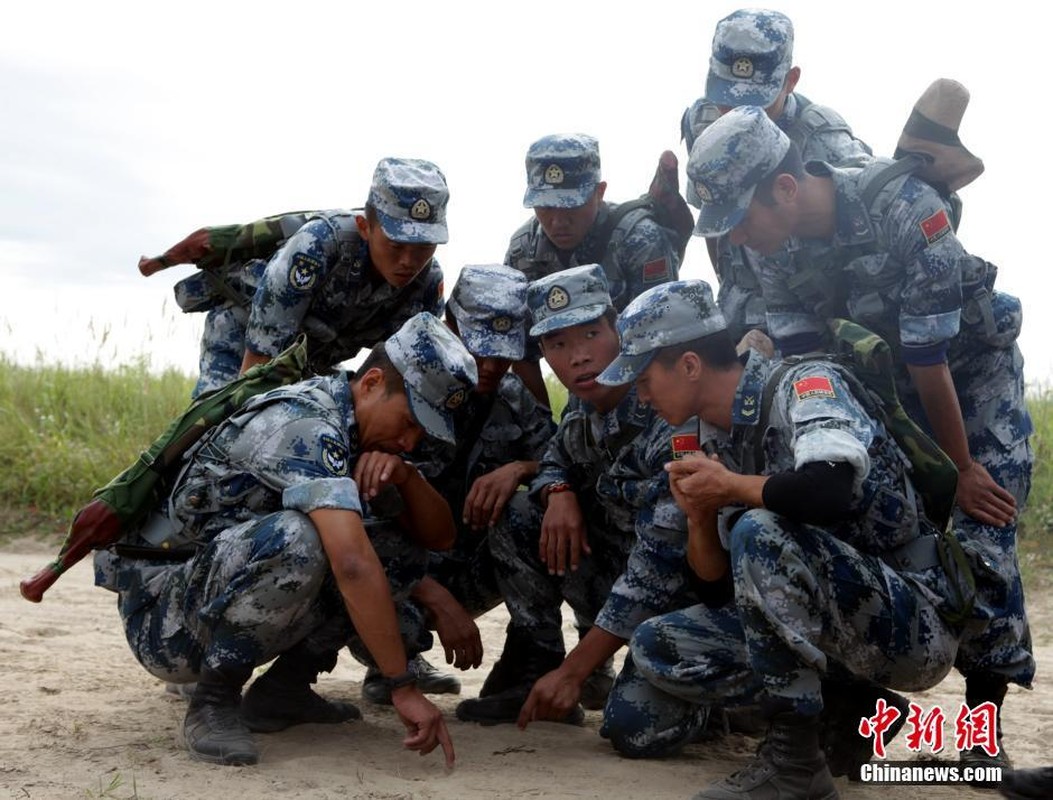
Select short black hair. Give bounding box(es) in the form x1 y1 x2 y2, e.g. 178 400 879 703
754 142 804 207
356 342 405 395
655 330 738 371
364 203 379 226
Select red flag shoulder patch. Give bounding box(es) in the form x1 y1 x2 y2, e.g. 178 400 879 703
793 376 836 401
920 208 951 245
671 433 700 460
643 257 670 283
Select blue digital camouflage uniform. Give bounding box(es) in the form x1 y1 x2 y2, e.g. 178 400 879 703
397 265 556 653
505 135 680 362
490 266 697 658
680 8 872 342
191 158 449 397
600 341 963 757
687 104 1033 688
94 313 477 682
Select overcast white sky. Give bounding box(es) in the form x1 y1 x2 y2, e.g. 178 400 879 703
3 1 1051 384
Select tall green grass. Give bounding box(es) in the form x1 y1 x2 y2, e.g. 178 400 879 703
0 354 193 518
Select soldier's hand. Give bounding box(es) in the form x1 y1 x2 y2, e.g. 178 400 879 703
540 491 589 576
735 328 775 359
517 666 581 729
354 451 415 500
390 686 455 767
956 460 1017 527
666 453 730 517
432 597 484 670
463 463 523 530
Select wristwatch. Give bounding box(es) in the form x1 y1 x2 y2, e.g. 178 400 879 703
387 669 417 690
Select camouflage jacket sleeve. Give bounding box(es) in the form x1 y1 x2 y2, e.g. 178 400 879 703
877 178 967 360
608 211 680 308
530 408 586 497
244 218 342 357
593 419 689 641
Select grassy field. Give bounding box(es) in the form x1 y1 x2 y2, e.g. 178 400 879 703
0 356 1049 585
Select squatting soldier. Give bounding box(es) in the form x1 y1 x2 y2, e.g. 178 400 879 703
142 158 448 398
93 313 475 767
680 8 871 343
456 265 702 727
505 133 682 402
688 105 1033 770
359 264 556 704
597 281 966 799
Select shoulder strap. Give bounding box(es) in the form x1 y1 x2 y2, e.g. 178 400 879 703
860 155 924 215
752 359 800 473
594 197 652 257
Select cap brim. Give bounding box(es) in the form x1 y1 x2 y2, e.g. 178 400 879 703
523 184 595 209
529 303 609 337
376 209 449 244
458 318 526 361
596 350 656 386
705 72 785 109
693 186 754 238
405 385 456 444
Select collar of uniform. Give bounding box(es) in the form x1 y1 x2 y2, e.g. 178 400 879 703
731 350 768 427
338 370 360 453
585 383 649 442
774 92 799 131
806 161 877 248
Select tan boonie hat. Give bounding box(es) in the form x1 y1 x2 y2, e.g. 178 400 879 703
895 78 984 193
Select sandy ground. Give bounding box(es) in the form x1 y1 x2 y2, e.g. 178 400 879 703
2 539 1050 800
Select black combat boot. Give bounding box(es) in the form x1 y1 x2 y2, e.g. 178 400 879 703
820 678 910 780
693 711 839 800
455 626 581 725
361 653 462 705
999 766 1053 799
240 644 360 733
183 665 258 766
960 673 1012 783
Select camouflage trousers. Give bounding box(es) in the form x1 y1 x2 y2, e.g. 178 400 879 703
192 302 250 398
397 525 505 657
490 491 634 654
111 510 426 681
601 510 959 757
908 343 1035 686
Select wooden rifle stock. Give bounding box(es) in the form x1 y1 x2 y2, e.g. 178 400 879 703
19 498 122 602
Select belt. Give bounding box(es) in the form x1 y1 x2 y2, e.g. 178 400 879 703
113 543 196 562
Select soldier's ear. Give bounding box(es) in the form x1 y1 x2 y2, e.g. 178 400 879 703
681 351 704 382
783 67 801 96
773 173 799 204
594 182 608 203
354 213 371 240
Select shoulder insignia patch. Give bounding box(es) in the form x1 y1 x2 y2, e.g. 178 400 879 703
289 252 322 291
793 376 836 401
642 257 670 283
671 433 701 460
319 434 349 476
920 208 951 246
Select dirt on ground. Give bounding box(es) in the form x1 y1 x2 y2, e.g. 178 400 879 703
2 537 1050 800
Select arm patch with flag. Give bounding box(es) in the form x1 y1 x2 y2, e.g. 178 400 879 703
920 208 951 245
793 376 836 401
671 433 701 459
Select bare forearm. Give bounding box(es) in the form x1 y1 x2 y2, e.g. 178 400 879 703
687 511 728 581
907 362 971 468
397 468 457 549
560 626 624 683
239 348 271 375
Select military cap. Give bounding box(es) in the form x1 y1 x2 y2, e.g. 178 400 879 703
368 157 450 244
706 9 794 108
527 264 613 337
598 280 726 386
447 264 529 360
384 312 478 444
687 105 790 237
523 134 602 209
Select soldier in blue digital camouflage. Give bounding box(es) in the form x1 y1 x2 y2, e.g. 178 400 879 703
505 134 682 403
358 264 556 704
93 313 475 768
596 280 967 799
455 265 704 728
679 8 871 345
141 158 448 398
688 104 1033 774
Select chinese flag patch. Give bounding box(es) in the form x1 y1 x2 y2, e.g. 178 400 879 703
643 257 670 283
920 208 951 245
793 376 836 400
671 433 700 460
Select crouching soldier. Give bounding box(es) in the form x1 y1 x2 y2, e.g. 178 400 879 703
93 313 474 767
456 265 703 726
360 264 556 703
595 281 968 798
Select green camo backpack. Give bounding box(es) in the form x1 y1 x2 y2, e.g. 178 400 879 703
20 336 308 602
